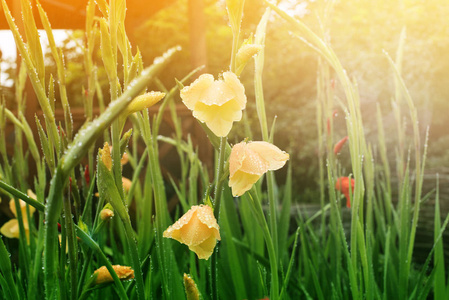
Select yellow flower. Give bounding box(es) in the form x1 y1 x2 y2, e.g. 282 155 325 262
0 190 37 241
229 141 289 197
180 72 246 137
163 205 220 260
93 265 134 285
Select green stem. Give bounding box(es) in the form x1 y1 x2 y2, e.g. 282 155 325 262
230 29 239 72
0 180 45 211
249 189 278 300
44 167 66 299
112 121 125 202
213 137 227 220
211 136 227 300
253 8 279 260
63 185 77 300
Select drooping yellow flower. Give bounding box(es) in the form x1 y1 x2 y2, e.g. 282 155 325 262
0 190 37 241
163 205 220 260
180 72 246 137
93 265 134 285
229 141 289 197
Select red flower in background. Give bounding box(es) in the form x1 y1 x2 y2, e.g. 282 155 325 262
335 177 355 208
327 109 338 135
333 136 348 155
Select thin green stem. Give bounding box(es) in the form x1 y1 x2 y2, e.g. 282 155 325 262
249 189 278 300
0 180 46 211
63 185 77 300
210 136 227 300
213 137 227 220
230 29 239 72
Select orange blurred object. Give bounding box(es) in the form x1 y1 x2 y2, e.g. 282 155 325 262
335 177 355 208
333 136 349 155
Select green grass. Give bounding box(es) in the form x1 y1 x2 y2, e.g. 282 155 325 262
0 0 447 299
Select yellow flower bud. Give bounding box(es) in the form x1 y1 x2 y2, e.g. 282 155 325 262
163 205 220 260
229 141 289 196
183 273 200 300
124 91 165 115
180 72 246 137
122 177 132 192
100 208 114 221
93 265 134 285
236 44 263 73
100 142 113 171
121 151 129 165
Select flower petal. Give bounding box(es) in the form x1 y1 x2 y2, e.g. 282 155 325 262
0 219 20 239
193 100 242 137
239 147 269 175
229 141 247 177
180 74 214 110
179 210 214 246
247 141 289 171
222 71 246 109
229 170 261 197
163 206 197 243
189 234 217 260
196 205 220 240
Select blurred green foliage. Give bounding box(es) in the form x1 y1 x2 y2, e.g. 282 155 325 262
3 0 449 202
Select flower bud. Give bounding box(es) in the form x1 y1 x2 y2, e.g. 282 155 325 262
93 265 134 285
236 44 263 74
100 142 112 171
122 177 132 192
100 208 114 221
335 177 355 208
124 91 165 116
183 273 200 300
333 136 348 155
